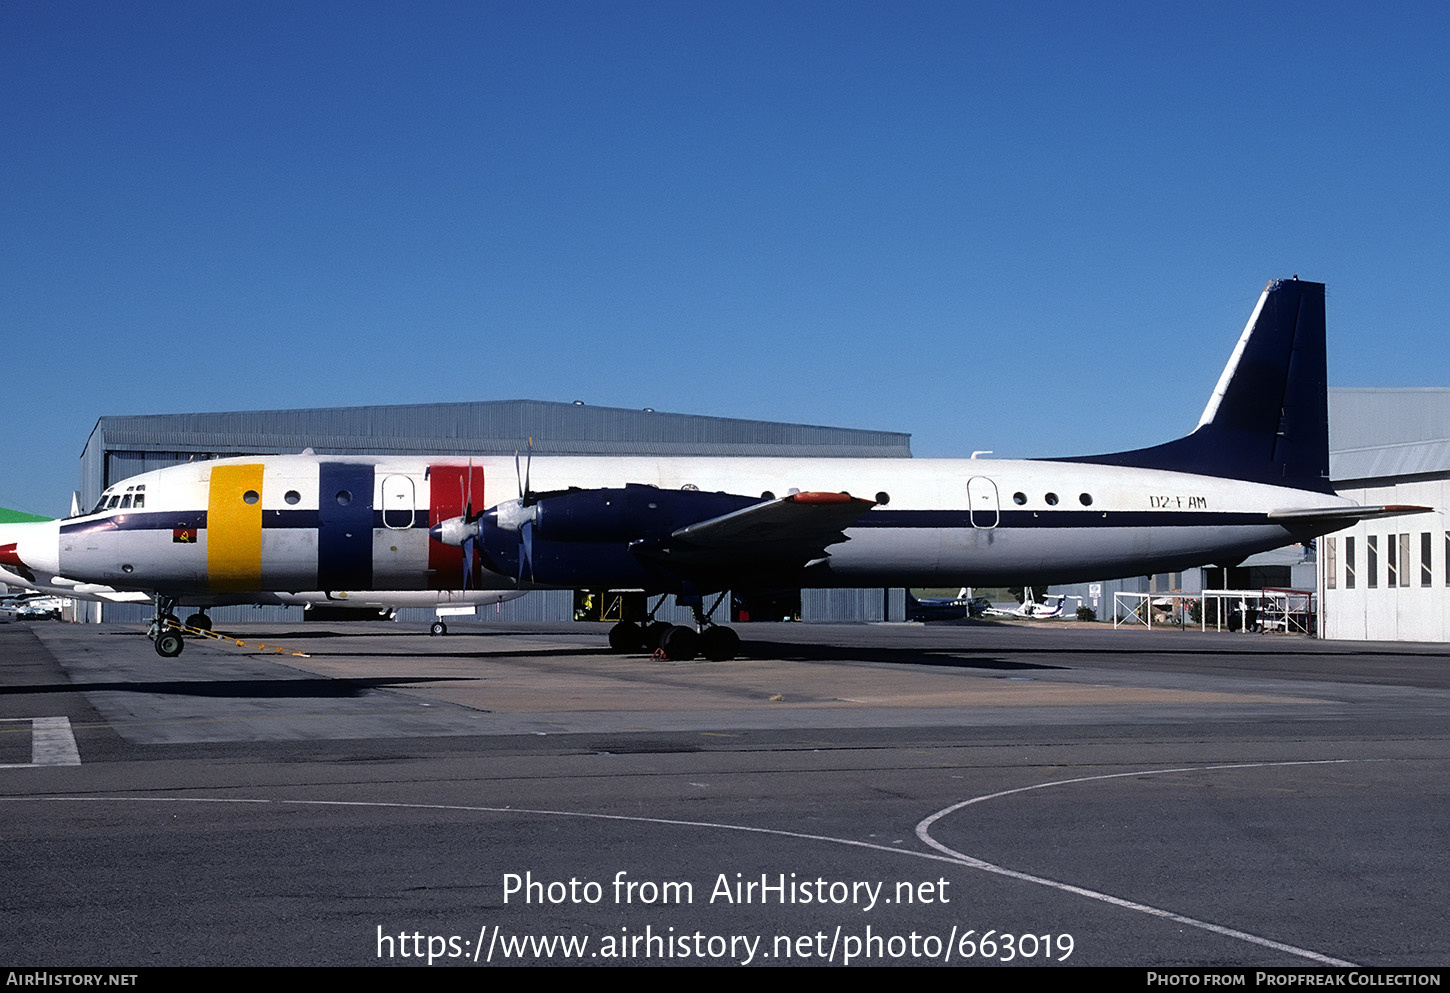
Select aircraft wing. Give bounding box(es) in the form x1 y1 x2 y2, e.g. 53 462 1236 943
632 491 876 571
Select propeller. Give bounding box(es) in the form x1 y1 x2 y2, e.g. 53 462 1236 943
427 459 484 588
429 441 540 586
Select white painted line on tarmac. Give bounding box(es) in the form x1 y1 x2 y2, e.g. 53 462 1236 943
0 762 1369 965
0 716 82 768
915 758 1369 967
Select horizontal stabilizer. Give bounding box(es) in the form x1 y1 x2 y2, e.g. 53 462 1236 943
1267 504 1432 526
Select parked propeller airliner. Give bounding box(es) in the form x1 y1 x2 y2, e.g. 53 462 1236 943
0 279 1422 660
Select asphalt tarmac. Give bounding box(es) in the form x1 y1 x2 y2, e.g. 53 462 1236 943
1 616 1445 967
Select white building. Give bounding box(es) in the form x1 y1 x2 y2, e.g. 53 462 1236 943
1320 389 1450 642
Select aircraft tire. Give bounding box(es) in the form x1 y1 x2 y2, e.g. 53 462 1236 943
185 613 212 631
699 625 740 662
660 625 698 662
155 630 185 658
643 621 672 652
608 621 643 653
430 621 447 636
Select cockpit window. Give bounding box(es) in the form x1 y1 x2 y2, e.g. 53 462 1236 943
133 494 144 508
120 494 133 509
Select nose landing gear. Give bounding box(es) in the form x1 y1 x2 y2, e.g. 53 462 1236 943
148 596 185 658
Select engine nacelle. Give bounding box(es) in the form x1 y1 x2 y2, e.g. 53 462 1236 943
474 484 764 587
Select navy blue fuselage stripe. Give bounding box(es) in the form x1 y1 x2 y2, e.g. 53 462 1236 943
63 507 1289 536
856 509 1278 528
318 462 374 588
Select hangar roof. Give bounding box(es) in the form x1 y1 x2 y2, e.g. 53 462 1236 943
1329 388 1450 483
84 399 912 461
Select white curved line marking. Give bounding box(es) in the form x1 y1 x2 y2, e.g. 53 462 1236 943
3 760 1367 966
915 759 1368 967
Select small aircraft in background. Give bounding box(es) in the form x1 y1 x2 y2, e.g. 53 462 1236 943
906 588 990 621
0 589 69 620
982 591 1083 620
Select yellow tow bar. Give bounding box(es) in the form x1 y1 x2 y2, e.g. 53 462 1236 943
161 619 310 658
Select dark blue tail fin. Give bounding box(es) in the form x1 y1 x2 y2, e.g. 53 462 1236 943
1055 278 1332 493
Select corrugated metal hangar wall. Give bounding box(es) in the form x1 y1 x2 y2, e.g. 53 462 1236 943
79 399 913 625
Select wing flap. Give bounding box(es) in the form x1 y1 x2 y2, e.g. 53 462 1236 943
633 491 876 571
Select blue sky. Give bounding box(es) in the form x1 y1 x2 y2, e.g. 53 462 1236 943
4 1 1447 515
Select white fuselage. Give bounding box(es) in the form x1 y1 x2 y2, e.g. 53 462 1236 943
1 452 1355 601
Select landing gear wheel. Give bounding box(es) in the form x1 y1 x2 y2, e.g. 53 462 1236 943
149 614 181 641
643 621 672 652
659 625 699 662
185 613 212 631
608 621 643 653
430 621 448 636
699 625 740 661
155 629 185 658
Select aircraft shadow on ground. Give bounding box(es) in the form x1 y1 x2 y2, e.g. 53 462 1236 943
0 676 477 699
735 639 1067 671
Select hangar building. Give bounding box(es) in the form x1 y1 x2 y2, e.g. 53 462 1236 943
1319 388 1450 641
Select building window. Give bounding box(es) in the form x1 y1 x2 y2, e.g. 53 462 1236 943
1399 534 1411 588
1367 536 1378 589
1387 535 1397 587
1422 533 1433 587
1345 536 1356 589
1326 537 1337 590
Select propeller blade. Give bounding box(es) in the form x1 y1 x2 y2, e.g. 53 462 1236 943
524 437 533 501
461 534 475 589
520 519 534 584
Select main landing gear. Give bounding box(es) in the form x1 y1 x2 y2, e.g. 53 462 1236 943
607 593 741 662
146 597 212 658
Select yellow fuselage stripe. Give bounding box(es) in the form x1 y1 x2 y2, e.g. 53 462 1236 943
207 464 264 591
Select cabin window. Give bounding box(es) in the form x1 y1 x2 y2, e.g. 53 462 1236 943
875 491 890 506
1079 493 1093 506
336 490 353 506
1044 492 1059 506
285 490 301 505
1012 492 1026 505
243 490 260 505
